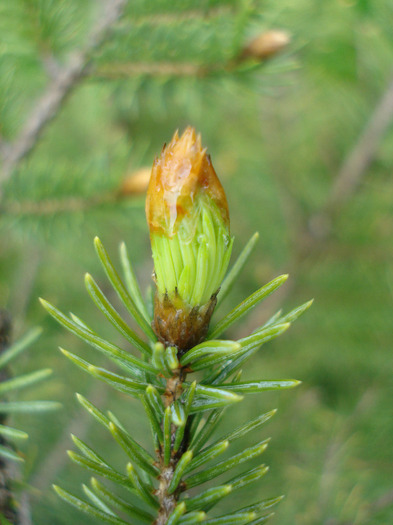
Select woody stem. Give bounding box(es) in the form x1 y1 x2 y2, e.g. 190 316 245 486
154 368 188 525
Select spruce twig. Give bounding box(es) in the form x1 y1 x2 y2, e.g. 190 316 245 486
45 128 310 524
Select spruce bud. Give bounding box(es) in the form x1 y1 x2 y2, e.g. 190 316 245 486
240 30 290 61
146 127 233 351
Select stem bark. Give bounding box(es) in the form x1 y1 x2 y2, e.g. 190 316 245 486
154 368 188 524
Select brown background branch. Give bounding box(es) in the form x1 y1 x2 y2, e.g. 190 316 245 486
0 0 126 195
328 74 393 208
308 73 393 241
237 73 393 337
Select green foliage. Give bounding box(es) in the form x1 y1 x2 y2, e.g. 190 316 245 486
0 327 60 464
41 235 308 523
1 0 393 523
150 193 233 307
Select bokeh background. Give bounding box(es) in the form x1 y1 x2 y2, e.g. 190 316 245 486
1 0 392 523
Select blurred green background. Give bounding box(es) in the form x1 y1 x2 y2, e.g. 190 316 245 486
1 0 392 523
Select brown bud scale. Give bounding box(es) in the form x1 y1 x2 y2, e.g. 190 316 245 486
153 292 217 354
146 127 229 238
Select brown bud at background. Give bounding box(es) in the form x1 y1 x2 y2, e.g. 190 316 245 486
240 30 291 61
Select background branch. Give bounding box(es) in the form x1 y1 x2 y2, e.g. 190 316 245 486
237 74 393 337
308 73 393 240
0 0 126 195
94 62 204 78
328 74 393 207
